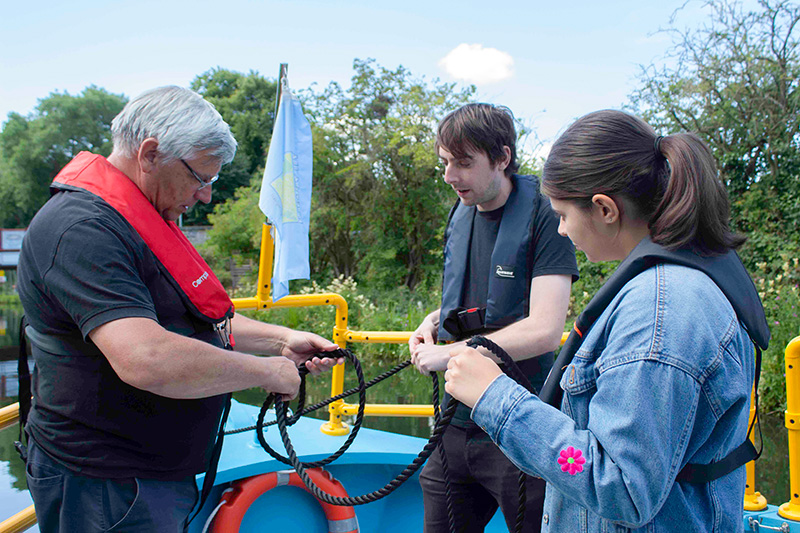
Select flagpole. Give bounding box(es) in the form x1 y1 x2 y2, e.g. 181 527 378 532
265 63 288 227
275 63 288 117
255 63 288 304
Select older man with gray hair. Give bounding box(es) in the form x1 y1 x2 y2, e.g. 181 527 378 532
17 86 339 532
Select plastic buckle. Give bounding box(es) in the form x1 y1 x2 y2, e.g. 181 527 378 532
14 441 27 463
458 307 485 332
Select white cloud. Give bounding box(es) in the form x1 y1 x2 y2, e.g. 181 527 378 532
438 44 514 84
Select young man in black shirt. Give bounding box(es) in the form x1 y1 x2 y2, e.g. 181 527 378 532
409 103 578 532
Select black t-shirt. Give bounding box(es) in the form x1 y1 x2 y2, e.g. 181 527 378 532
462 206 505 309
17 188 227 479
448 194 579 428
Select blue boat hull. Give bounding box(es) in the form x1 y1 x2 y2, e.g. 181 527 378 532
744 506 800 532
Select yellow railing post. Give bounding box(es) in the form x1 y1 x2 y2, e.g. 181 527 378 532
320 298 350 435
0 405 38 532
0 506 36 533
778 337 800 520
744 383 768 510
779 336 800 520
255 223 274 306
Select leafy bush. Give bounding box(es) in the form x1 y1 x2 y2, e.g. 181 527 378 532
751 257 800 412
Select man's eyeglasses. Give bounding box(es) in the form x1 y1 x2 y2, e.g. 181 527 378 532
180 159 219 190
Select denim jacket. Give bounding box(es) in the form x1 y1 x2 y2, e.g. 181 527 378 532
472 263 755 532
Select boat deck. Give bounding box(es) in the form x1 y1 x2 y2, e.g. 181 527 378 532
191 399 508 532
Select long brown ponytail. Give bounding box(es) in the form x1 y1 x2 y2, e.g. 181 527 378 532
542 110 744 254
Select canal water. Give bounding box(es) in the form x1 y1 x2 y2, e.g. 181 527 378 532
0 303 793 527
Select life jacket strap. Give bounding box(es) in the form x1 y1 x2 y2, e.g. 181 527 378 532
15 315 31 463
24 325 103 357
676 438 758 484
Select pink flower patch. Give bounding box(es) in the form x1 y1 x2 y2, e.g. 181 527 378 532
557 446 586 475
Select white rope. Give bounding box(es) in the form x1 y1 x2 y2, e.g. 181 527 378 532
199 487 234 533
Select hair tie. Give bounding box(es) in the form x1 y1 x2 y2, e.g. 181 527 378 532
654 135 664 158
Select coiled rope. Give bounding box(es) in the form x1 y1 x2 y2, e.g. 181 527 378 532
224 337 533 533
259 348 459 505
466 336 532 533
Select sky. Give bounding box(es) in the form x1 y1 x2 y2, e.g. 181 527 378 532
0 0 746 157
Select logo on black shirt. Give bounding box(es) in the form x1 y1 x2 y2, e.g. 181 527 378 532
495 265 515 279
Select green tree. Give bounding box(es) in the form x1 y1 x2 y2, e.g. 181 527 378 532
0 87 126 227
202 60 475 291
304 59 475 290
629 0 800 263
203 181 263 264
188 68 279 225
202 60 477 291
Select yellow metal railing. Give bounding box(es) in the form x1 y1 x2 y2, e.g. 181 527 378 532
0 507 36 533
0 505 36 533
0 406 36 533
779 336 800 520
232 223 434 435
0 403 21 431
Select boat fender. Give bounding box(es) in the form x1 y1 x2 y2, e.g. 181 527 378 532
210 467 359 533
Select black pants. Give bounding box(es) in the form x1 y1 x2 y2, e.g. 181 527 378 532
25 437 198 533
420 425 545 533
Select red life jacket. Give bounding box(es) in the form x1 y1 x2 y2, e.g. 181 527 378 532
51 151 234 324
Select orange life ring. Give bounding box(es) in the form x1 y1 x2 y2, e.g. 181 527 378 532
210 467 359 533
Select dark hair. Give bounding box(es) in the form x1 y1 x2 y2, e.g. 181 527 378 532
436 103 519 176
542 110 744 255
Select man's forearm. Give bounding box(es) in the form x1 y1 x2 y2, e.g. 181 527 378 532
481 274 571 361
91 316 298 400
231 313 291 355
481 317 564 361
437 316 561 363
141 337 295 399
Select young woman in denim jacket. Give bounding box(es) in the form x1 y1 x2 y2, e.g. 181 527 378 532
444 110 765 532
